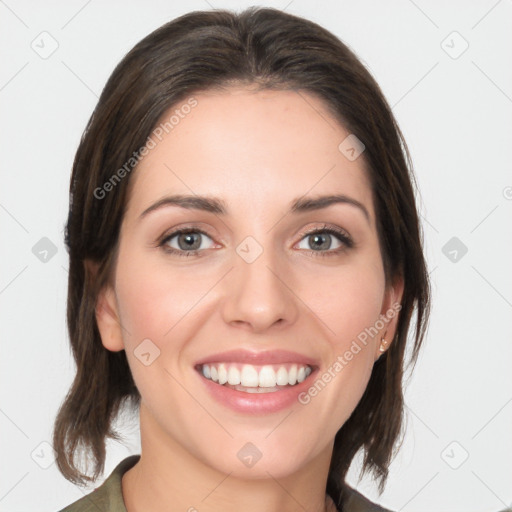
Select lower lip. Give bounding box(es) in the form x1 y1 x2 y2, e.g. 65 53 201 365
196 369 317 414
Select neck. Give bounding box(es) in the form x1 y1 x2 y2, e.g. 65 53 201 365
122 404 336 512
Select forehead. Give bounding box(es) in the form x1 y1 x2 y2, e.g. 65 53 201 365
125 87 374 223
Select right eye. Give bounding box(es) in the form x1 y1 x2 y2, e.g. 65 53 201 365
160 228 216 257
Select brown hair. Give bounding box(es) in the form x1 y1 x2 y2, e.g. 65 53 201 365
53 7 430 507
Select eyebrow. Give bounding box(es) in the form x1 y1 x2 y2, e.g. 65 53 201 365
139 193 370 223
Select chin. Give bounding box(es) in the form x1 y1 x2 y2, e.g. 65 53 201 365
195 433 325 481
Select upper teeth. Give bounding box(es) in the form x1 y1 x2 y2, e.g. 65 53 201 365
201 363 312 388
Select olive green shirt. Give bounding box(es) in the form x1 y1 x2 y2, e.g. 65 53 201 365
58 455 390 512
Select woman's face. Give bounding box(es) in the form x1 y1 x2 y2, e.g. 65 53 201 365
96 86 402 479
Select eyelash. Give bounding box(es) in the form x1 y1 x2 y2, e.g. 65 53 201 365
158 224 354 258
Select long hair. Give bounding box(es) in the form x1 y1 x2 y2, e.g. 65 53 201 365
53 7 430 507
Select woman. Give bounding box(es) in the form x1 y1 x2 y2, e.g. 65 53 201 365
54 7 430 512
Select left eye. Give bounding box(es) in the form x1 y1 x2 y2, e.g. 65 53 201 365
296 231 345 252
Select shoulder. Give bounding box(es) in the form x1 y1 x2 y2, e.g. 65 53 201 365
342 486 393 512
57 455 140 512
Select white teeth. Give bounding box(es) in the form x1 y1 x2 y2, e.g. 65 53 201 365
218 363 228 385
288 364 297 385
276 366 289 386
200 362 313 389
240 365 259 387
227 366 241 385
234 385 280 393
259 365 276 387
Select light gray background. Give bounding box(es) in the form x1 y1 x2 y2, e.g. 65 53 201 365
1 1 511 511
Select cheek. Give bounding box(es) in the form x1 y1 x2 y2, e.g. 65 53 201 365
295 260 384 418
114 250 216 345
113 249 214 402
301 258 385 343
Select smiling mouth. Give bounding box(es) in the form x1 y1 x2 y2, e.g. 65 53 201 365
196 362 314 393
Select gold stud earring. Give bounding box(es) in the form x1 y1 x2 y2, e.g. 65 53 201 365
379 338 388 353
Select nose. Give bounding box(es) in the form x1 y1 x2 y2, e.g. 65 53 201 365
221 246 299 333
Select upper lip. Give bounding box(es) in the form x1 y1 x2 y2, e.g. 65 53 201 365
195 349 319 368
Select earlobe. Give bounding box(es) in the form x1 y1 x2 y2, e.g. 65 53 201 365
84 259 125 352
378 334 390 354
95 285 125 352
375 275 404 360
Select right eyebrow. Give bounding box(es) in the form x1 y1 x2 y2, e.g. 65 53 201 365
139 195 226 220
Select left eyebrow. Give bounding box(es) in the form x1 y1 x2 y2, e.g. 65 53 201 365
138 193 370 223
290 194 370 223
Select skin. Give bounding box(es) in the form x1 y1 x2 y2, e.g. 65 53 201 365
94 86 403 512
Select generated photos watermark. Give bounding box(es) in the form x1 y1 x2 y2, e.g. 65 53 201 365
93 97 198 200
298 302 401 405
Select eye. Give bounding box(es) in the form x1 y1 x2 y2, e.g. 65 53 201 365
160 228 216 256
158 224 353 258
296 225 353 256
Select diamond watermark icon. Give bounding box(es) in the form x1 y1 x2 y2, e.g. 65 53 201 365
236 236 263 264
31 441 56 469
442 236 468 263
440 441 469 469
441 31 469 60
237 442 262 468
32 237 58 263
134 338 161 366
338 134 365 161
31 31 59 59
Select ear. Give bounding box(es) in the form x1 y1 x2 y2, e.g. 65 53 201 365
85 260 125 352
374 274 404 361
